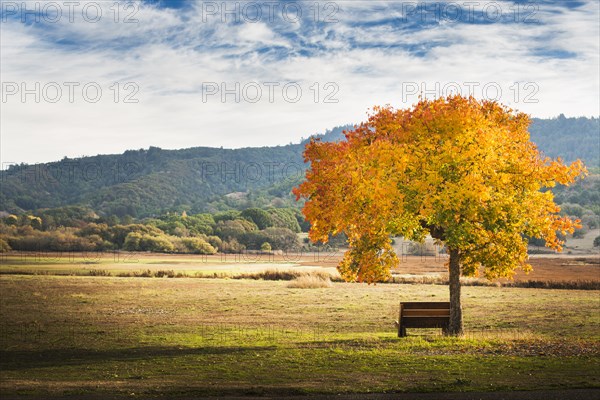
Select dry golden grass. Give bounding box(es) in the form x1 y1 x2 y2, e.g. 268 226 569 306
2 252 598 285
287 274 333 288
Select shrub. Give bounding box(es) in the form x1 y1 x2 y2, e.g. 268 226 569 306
155 270 175 278
179 237 217 254
581 212 599 229
214 219 257 241
111 224 165 247
142 234 175 252
241 208 273 230
78 223 112 241
0 238 11 253
268 208 301 232
4 215 18 226
213 210 241 223
206 235 222 251
88 269 111 276
123 232 143 251
238 269 298 280
262 227 300 251
572 228 587 239
219 238 245 253
27 216 43 229
287 275 332 289
560 203 585 218
7 229 103 251
123 232 175 252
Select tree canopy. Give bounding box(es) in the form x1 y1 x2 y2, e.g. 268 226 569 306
294 96 587 284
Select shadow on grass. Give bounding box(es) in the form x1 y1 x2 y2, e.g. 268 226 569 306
0 345 277 371
296 334 449 348
0 386 316 399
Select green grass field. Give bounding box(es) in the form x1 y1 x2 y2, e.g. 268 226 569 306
1 270 599 398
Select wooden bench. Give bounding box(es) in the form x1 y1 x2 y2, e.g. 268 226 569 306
397 302 450 337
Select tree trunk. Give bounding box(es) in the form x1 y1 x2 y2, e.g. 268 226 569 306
447 248 463 336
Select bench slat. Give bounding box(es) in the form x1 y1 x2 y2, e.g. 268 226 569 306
402 302 450 309
402 317 450 329
403 309 450 317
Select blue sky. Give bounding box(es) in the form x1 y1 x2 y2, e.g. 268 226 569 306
1 0 599 163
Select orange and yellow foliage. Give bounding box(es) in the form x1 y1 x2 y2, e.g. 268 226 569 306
293 96 586 283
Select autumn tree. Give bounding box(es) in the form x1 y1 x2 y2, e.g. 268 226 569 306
293 96 586 336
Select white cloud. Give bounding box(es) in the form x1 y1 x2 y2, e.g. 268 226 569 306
1 0 598 164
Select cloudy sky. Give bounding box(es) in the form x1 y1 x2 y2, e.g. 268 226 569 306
1 0 598 164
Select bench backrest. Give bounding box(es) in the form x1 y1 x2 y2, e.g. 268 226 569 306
401 302 450 317
399 302 450 334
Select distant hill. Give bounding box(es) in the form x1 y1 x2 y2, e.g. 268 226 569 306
0 145 306 217
1 116 598 217
529 115 599 167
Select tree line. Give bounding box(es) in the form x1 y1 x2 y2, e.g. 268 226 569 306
0 206 308 254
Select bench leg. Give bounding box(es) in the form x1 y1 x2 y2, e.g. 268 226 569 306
398 303 405 337
442 325 449 336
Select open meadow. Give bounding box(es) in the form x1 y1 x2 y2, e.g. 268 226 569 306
1 251 598 283
3 0 599 398
0 252 599 398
